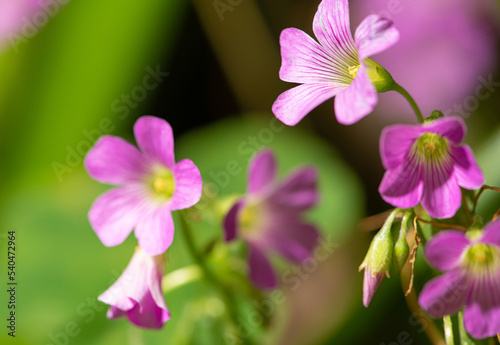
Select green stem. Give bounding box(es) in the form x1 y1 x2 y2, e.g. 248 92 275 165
379 207 401 236
458 311 475 345
179 212 254 345
162 265 203 294
394 84 424 123
443 315 454 345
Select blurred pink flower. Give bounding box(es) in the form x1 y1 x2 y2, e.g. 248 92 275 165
223 150 320 288
85 116 203 256
272 0 399 126
351 0 499 119
99 248 170 329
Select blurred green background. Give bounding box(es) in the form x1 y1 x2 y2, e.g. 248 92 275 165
0 0 499 344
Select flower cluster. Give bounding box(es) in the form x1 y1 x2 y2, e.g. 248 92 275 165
85 118 321 330
271 0 497 340
81 0 499 341
85 116 202 328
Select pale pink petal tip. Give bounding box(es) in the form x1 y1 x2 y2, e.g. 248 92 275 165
99 249 169 329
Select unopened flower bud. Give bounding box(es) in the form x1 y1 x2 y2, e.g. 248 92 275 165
393 211 411 274
359 209 399 307
425 110 444 123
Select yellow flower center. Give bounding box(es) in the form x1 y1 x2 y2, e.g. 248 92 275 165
415 133 449 160
463 243 499 272
147 166 175 202
238 201 264 238
348 65 360 78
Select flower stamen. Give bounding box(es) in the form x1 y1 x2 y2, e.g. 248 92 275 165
148 167 175 201
415 133 449 160
463 243 499 272
348 65 360 78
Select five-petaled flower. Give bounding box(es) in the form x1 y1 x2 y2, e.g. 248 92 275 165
379 116 484 219
85 116 203 256
418 220 500 339
272 0 399 126
223 149 320 288
99 247 170 329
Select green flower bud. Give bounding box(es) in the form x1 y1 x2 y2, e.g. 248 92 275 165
393 211 411 274
424 110 444 123
364 58 396 93
359 209 399 306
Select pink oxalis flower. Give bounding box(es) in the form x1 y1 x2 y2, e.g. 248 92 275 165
379 116 484 219
99 247 170 329
85 116 203 256
272 0 399 126
223 150 320 288
418 220 500 339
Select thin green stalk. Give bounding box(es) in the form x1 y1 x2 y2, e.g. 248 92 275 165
394 83 424 123
162 265 203 294
179 212 254 345
443 315 454 345
401 270 445 345
458 311 475 345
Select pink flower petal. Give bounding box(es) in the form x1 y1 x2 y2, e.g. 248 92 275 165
85 135 148 185
421 160 461 219
135 207 175 256
223 201 243 242
418 270 469 317
248 150 277 195
450 145 484 190
379 150 423 209
334 65 377 125
272 83 344 126
126 291 169 329
148 257 169 314
265 221 319 262
380 124 421 170
107 306 127 319
464 270 500 339
355 15 399 60
279 28 346 83
269 167 318 211
424 117 466 145
134 116 175 169
170 159 203 211
424 231 470 271
99 250 169 329
481 220 500 247
99 254 146 310
248 244 277 289
363 268 385 307
88 186 146 247
312 0 358 65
